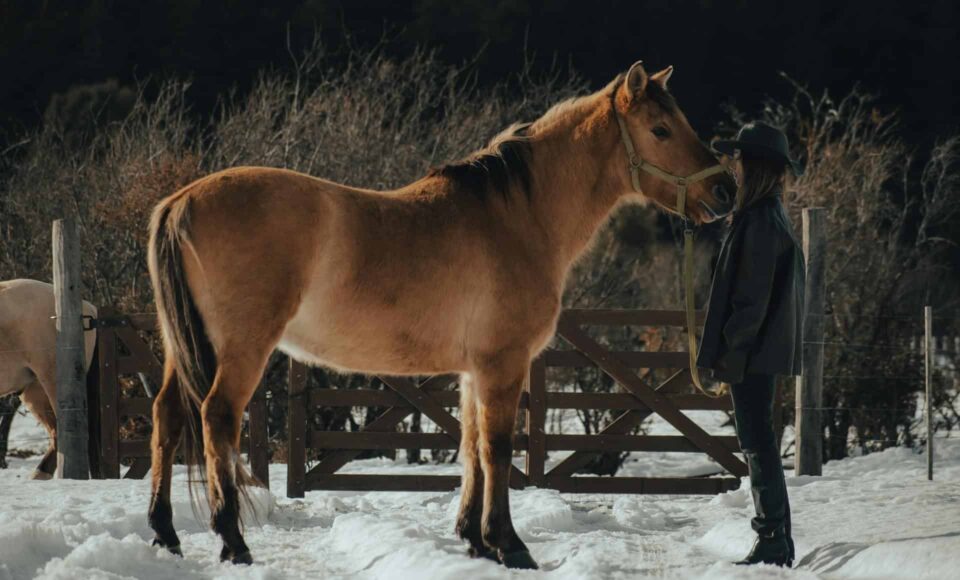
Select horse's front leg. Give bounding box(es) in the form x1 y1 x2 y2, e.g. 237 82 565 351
475 360 538 570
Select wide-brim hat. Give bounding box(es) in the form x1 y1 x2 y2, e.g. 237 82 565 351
712 121 804 176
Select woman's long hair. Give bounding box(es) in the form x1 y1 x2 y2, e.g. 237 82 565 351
730 151 789 219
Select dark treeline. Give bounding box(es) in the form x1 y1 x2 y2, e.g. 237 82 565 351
2 0 958 148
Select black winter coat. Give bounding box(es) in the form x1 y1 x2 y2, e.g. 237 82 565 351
696 192 805 384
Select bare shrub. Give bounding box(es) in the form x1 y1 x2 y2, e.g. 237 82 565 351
0 79 199 311
208 42 582 188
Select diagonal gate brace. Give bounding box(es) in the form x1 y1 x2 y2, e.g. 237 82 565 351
557 320 747 478
380 377 527 487
306 375 457 477
547 368 692 478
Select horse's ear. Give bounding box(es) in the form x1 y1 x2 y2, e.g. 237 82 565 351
651 65 674 90
625 61 648 99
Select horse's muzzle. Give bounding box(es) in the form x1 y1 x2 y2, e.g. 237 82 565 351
700 183 734 221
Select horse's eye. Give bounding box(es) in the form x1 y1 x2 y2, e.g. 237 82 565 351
652 125 670 140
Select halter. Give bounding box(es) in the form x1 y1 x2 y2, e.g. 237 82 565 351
613 102 729 398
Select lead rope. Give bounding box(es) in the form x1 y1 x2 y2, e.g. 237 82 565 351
613 103 727 399
679 193 725 399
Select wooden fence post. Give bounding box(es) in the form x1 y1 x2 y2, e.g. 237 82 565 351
925 306 933 481
525 356 546 487
96 307 120 478
287 359 307 498
796 207 826 476
248 383 270 488
84 332 102 479
53 218 90 479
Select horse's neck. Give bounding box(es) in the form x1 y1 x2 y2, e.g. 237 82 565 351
526 101 624 279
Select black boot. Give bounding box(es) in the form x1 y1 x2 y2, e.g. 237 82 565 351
735 534 792 567
729 376 795 566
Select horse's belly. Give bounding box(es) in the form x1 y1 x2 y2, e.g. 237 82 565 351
0 360 35 396
277 294 466 376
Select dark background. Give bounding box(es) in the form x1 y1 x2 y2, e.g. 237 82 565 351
2 0 958 148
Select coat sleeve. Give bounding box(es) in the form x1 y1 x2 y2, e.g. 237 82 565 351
712 217 782 384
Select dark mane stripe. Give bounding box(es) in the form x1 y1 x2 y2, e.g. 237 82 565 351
645 81 677 113
429 123 533 202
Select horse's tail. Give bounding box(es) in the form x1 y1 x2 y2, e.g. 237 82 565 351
148 195 218 512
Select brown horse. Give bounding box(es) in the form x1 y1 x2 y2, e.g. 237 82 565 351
0 279 97 477
146 61 735 568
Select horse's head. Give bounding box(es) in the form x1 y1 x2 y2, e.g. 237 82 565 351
611 61 735 224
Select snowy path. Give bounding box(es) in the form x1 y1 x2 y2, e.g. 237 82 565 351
1 437 958 579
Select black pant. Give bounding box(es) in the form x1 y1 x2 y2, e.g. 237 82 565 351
730 373 792 542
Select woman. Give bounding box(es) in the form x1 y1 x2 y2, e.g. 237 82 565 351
696 121 805 567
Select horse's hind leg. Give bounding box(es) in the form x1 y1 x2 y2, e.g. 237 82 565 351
20 381 57 479
0 396 21 468
475 358 537 569
203 344 273 565
149 360 185 555
455 374 496 560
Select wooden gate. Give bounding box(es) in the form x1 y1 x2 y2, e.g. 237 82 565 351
92 307 270 485
286 309 747 497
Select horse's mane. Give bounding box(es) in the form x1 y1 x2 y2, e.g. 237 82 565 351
428 122 533 202
429 74 675 203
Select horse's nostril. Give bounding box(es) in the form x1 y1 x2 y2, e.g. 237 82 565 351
713 183 732 205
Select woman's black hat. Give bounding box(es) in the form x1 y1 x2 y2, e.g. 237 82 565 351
712 121 804 176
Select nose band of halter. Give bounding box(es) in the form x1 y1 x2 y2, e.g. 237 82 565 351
612 107 729 222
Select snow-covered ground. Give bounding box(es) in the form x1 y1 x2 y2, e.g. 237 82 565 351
2 410 958 579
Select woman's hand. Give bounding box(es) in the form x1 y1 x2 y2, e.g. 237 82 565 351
718 382 732 396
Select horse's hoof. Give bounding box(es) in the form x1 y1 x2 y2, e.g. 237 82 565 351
499 549 538 570
151 538 182 557
221 544 253 565
468 545 500 562
30 470 53 481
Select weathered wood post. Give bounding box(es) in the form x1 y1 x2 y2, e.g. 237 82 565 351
925 306 933 481
53 218 91 479
525 356 547 487
796 207 825 476
248 383 270 489
96 306 120 478
287 359 308 498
